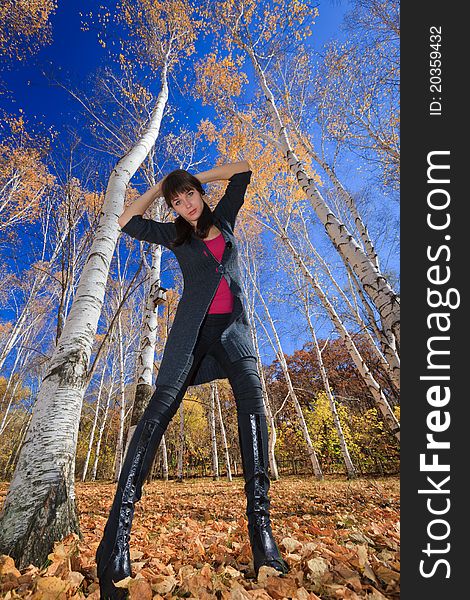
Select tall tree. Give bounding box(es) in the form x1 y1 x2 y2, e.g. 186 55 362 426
0 0 200 568
194 0 400 352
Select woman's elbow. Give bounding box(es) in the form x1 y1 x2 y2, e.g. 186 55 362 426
118 213 134 229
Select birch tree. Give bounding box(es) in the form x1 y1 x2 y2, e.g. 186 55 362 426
213 382 232 481
237 226 281 480
294 207 400 397
260 200 399 440
81 359 107 481
241 248 323 480
209 382 219 480
194 0 400 352
283 262 357 479
91 365 115 481
0 0 200 569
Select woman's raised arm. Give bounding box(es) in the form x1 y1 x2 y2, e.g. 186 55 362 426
118 178 166 229
193 160 252 185
118 177 176 248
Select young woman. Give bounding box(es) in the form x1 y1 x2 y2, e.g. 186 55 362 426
96 161 289 599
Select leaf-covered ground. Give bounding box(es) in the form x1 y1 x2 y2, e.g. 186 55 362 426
0 476 399 599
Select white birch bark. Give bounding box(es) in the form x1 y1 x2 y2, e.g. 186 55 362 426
123 222 166 460
91 371 114 481
290 127 381 273
238 38 400 352
250 318 280 481
308 321 357 479
160 434 169 481
81 363 106 481
0 354 24 437
0 214 72 371
347 266 400 393
237 231 281 480
0 58 172 568
177 403 184 481
270 216 400 440
113 310 127 481
214 383 232 482
297 211 400 395
244 264 323 480
2 413 32 480
209 383 219 480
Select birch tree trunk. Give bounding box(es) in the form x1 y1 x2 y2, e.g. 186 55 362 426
347 266 400 393
291 131 381 272
271 217 400 440
251 319 280 481
91 372 115 481
209 383 219 480
214 383 232 482
0 59 171 569
0 220 72 371
2 413 32 481
177 403 185 482
113 310 127 481
309 324 357 479
246 268 323 480
283 250 357 476
246 282 280 479
122 223 166 461
0 351 25 437
160 434 169 481
237 35 400 353
297 210 400 396
237 231 281 480
81 363 106 481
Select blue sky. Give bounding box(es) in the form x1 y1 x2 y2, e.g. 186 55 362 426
1 1 398 367
3 2 348 136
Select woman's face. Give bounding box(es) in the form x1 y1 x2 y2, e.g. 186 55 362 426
171 188 204 226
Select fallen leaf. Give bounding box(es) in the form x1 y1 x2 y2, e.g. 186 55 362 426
281 537 302 553
0 556 21 578
257 565 283 584
224 565 242 578
356 544 368 568
306 557 329 582
230 580 252 599
130 549 144 560
374 563 400 587
349 531 375 546
151 573 177 594
366 587 390 599
246 589 272 599
265 574 300 599
34 575 69 599
128 576 153 599
301 542 318 558
293 587 322 599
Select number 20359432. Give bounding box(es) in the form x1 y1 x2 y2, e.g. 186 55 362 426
429 26 442 116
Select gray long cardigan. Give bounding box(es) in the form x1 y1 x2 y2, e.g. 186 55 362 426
120 170 256 391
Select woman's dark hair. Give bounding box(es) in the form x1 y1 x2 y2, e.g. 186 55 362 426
161 169 215 247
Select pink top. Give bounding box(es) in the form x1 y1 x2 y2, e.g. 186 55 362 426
203 233 234 314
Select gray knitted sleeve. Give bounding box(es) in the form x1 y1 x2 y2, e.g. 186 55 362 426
214 170 252 228
120 215 176 248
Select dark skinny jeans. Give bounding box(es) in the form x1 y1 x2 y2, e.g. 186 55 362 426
142 312 266 431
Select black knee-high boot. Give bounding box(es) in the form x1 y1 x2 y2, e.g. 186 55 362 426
95 417 166 599
237 412 289 578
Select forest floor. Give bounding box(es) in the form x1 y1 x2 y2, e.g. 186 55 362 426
0 475 399 599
